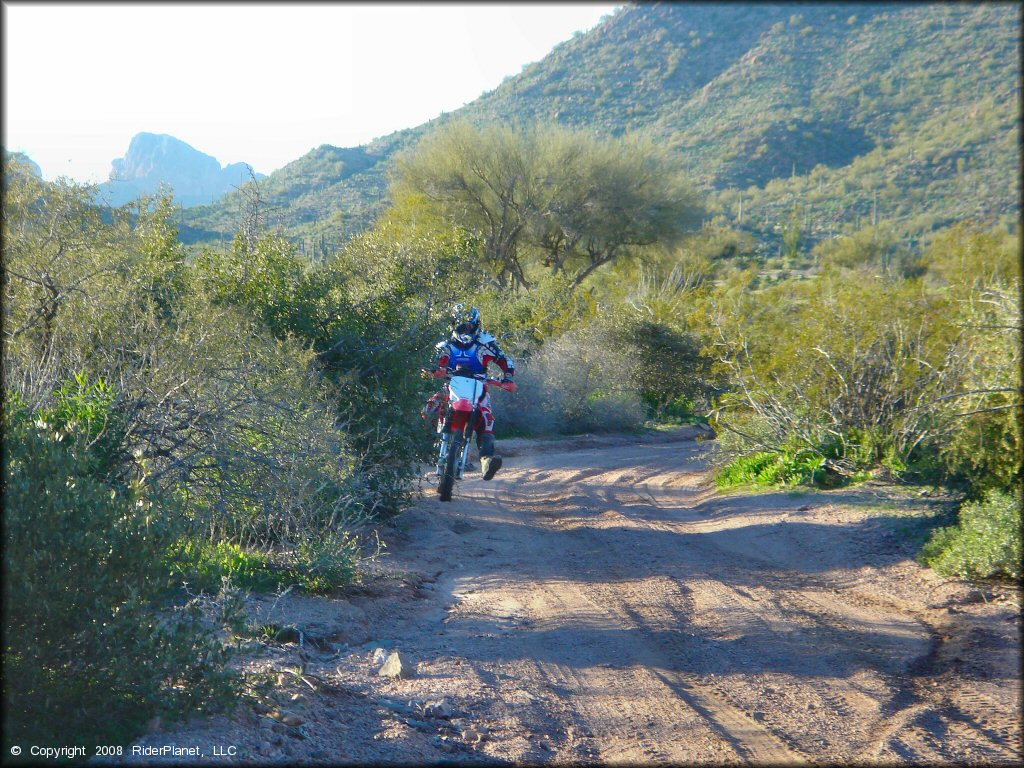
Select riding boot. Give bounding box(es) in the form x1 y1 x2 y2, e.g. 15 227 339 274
478 433 502 481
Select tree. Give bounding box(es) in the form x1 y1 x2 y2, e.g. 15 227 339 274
390 121 539 290
534 128 703 287
2 163 131 405
389 121 702 292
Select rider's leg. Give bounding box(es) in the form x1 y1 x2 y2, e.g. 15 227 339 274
476 399 502 480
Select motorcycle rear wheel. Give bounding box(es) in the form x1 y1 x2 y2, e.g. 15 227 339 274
438 432 463 502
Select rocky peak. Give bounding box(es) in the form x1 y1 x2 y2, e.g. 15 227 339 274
102 132 264 208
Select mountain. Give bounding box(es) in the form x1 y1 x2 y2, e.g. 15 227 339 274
98 133 266 208
3 149 43 179
180 2 1019 253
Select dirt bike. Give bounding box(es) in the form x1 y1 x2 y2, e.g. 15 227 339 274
426 366 516 502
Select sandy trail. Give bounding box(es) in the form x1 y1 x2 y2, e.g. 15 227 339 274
119 429 1021 765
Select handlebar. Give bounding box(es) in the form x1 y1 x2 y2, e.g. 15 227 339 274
420 369 516 392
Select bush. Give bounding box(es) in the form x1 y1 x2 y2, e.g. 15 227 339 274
918 487 1022 580
653 394 703 424
288 531 365 593
492 325 647 436
471 273 596 350
115 294 373 550
705 226 1022 490
486 293 722 437
918 224 1021 498
168 532 363 595
713 413 876 490
3 171 383 582
714 448 828 489
168 539 285 594
49 370 126 479
2 398 236 748
589 311 717 417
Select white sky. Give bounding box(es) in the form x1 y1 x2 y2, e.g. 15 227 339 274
2 2 621 183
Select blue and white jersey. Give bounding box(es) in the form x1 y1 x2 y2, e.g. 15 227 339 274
432 332 515 377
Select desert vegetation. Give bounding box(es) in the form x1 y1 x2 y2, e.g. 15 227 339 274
3 39 1020 750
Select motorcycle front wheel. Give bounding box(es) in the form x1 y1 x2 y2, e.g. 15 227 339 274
438 431 463 502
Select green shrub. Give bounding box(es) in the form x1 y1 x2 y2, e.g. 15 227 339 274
487 298 722 437
471 272 596 348
289 531 364 593
647 393 703 424
168 539 284 594
167 533 362 595
2 399 237 748
713 429 884 490
590 312 718 417
492 325 647 436
918 487 1022 580
937 407 1022 498
714 448 827 489
715 451 783 488
47 370 126 479
300 227 471 517
707 225 1021 494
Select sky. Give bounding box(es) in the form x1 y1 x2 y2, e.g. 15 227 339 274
2 2 621 184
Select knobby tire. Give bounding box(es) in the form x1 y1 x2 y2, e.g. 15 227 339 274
439 431 463 502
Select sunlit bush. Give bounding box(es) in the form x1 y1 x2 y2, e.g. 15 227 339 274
3 396 237 748
918 487 1022 580
492 324 646 436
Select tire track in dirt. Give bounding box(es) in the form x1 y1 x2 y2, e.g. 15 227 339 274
472 444 807 763
464 435 1019 764
118 429 1019 764
514 464 879 760
613 471 1021 764
513 571 802 764
577 466 940 759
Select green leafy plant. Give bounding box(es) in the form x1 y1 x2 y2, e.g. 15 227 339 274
918 487 1022 580
291 531 365 593
714 448 829 489
3 399 238 748
168 539 285 594
167 533 364 595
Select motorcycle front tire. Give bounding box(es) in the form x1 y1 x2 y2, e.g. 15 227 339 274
438 431 463 502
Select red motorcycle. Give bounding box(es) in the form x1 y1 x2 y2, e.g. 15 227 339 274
426 366 515 501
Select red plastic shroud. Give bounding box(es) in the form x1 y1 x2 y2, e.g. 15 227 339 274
448 408 471 432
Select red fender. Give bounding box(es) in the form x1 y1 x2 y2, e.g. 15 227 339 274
449 409 470 432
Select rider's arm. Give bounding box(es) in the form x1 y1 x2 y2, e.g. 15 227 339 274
480 334 515 380
431 340 450 377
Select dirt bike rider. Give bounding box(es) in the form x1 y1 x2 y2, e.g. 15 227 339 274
425 304 515 481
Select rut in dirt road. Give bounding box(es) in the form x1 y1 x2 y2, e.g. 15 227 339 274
115 431 1021 765
423 432 1021 765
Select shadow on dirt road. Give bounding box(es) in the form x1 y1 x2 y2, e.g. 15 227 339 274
117 430 1021 765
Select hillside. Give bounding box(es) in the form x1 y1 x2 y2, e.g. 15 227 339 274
180 2 1020 253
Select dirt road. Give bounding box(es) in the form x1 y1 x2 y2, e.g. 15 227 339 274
122 429 1021 765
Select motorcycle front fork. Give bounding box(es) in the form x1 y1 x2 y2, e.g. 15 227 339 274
457 437 472 479
435 425 473 478
434 429 449 476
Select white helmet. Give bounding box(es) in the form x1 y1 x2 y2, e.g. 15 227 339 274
450 304 481 348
